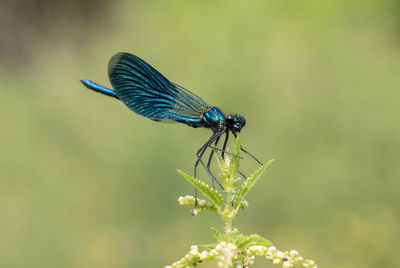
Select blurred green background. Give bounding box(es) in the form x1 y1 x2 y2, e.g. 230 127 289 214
1 0 399 267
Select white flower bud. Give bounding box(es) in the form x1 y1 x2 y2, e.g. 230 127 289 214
290 250 299 257
283 261 294 268
241 200 249 209
273 258 281 265
266 252 274 260
276 251 284 259
200 251 208 259
227 243 237 251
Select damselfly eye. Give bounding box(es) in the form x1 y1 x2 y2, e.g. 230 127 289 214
226 115 235 124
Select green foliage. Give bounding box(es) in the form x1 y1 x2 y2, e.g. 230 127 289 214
177 170 223 207
198 244 217 250
228 136 241 178
233 159 274 209
234 234 271 249
172 136 317 268
211 227 224 243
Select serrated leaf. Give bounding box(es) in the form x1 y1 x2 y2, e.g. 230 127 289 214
211 227 224 242
228 136 241 178
177 170 223 207
234 159 274 208
235 234 272 249
198 243 217 250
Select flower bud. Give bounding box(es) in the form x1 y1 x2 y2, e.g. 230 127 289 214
290 250 299 257
283 261 293 268
273 258 281 265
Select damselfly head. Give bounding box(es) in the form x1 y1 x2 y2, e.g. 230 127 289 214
225 114 246 132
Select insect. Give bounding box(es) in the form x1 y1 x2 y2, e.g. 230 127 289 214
80 52 261 186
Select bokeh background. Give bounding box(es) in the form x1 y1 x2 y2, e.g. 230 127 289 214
1 0 399 267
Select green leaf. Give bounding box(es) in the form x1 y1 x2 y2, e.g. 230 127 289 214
177 170 223 207
235 234 272 249
211 227 224 242
198 243 217 250
228 136 241 178
234 159 274 208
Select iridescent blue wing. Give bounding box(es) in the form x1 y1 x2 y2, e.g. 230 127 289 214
108 52 210 122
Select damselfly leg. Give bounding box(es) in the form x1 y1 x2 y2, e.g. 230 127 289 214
232 132 263 166
192 130 262 212
206 136 221 188
192 131 224 211
222 130 229 159
199 130 250 184
220 131 247 179
206 131 243 166
194 131 223 184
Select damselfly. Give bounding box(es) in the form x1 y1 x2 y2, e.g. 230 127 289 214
80 52 262 186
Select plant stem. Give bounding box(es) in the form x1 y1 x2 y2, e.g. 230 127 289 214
224 175 234 244
225 203 232 243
